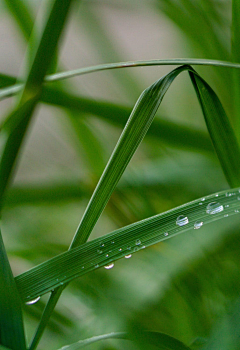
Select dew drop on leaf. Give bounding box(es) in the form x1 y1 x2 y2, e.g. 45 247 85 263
206 202 223 214
125 254 132 259
194 221 203 229
104 263 114 270
26 296 40 305
176 215 189 226
135 239 141 245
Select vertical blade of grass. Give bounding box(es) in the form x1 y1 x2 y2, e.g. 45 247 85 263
0 231 26 349
0 0 74 347
231 0 240 141
29 65 190 350
0 0 74 209
189 68 240 187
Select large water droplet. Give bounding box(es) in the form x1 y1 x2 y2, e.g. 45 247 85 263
176 215 189 226
26 296 40 305
125 254 132 259
206 202 223 214
104 263 114 270
194 221 203 229
135 239 141 246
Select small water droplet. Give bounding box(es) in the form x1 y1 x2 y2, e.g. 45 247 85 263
224 214 229 217
201 198 206 201
206 202 224 214
111 241 115 244
135 239 141 245
97 249 103 254
235 209 239 213
215 194 219 197
104 263 114 270
127 246 131 250
100 242 105 247
164 232 169 236
133 247 139 252
26 296 40 305
95 264 99 268
106 254 109 257
125 254 132 259
225 205 229 208
119 248 122 252
141 245 146 249
81 266 84 269
194 221 203 229
199 202 203 205
176 215 189 226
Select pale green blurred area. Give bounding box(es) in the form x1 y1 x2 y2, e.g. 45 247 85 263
1 0 240 349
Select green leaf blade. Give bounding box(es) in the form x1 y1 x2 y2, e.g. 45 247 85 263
189 69 240 187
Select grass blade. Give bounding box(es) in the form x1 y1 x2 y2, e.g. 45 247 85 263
189 68 240 187
232 0 240 140
15 187 240 302
0 232 26 349
2 58 240 100
3 0 33 40
56 331 191 350
0 0 74 208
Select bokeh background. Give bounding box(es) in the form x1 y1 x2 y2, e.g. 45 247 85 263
1 1 240 349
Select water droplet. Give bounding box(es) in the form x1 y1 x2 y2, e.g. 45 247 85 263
206 202 224 214
235 209 239 213
135 239 141 245
133 247 139 252
111 241 115 244
194 221 203 229
199 202 203 205
26 296 40 305
81 266 84 269
100 242 105 247
119 248 122 252
225 205 229 208
95 264 99 268
164 232 169 236
125 254 132 259
201 197 206 201
141 245 146 249
224 214 229 217
106 254 109 257
176 215 189 226
97 249 103 254
127 246 131 250
215 194 219 197
104 263 114 270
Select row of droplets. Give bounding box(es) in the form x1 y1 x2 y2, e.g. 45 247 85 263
26 198 238 305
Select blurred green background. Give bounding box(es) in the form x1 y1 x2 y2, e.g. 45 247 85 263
1 0 240 349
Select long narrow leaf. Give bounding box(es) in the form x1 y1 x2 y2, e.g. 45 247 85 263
189 69 240 187
0 233 26 349
56 331 191 350
2 59 240 100
15 187 240 302
0 0 74 208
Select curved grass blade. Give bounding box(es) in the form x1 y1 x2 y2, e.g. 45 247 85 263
28 64 239 346
0 0 74 209
189 68 240 187
56 331 191 350
15 187 240 302
0 232 26 349
1 59 240 99
0 77 213 154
